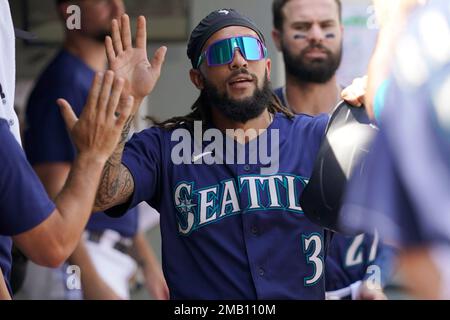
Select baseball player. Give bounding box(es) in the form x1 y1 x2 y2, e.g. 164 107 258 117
0 69 134 298
271 0 395 299
0 0 136 299
87 8 368 299
340 0 450 299
22 0 168 300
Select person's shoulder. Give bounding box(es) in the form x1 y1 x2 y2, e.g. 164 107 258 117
274 112 329 144
28 50 94 112
0 119 11 139
136 124 175 136
128 125 173 147
35 49 93 87
139 121 199 136
38 50 69 77
128 123 201 156
0 119 23 161
275 112 329 127
273 87 284 100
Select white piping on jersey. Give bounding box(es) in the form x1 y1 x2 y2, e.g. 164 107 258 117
325 280 362 300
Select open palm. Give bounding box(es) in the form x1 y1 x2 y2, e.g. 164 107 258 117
106 14 167 111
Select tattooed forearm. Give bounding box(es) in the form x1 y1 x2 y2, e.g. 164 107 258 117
119 116 134 145
94 116 135 211
94 160 134 211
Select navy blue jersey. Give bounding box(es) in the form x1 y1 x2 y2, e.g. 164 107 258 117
106 112 329 299
274 87 395 294
0 119 55 292
326 233 396 292
341 0 450 247
24 49 138 238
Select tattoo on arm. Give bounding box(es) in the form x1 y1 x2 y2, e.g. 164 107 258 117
94 116 135 211
119 116 133 145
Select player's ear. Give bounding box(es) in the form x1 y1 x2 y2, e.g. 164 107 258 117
190 69 204 90
266 58 272 81
272 29 282 51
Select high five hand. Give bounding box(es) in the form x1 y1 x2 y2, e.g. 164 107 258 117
105 14 167 111
57 71 134 162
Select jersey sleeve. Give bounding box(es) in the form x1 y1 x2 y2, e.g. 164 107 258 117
24 78 86 165
362 240 397 288
0 119 55 236
326 232 397 293
325 255 353 293
305 112 329 149
105 127 164 217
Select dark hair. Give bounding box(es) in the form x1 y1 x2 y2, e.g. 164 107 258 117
149 92 293 130
272 0 342 31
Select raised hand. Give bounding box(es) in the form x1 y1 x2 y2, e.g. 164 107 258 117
57 71 134 162
341 75 368 107
105 14 167 110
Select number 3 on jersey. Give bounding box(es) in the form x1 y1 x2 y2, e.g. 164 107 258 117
302 233 324 286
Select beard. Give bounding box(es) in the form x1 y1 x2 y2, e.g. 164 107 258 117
91 30 111 43
87 30 111 43
282 41 343 84
80 25 111 43
201 69 273 124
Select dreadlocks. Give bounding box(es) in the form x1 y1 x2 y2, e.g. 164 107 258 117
150 91 294 131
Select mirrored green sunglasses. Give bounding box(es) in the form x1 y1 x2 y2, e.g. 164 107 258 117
197 35 268 69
